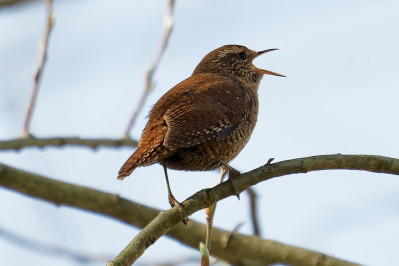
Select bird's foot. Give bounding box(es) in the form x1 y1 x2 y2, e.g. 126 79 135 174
218 159 241 199
168 193 189 225
228 168 241 199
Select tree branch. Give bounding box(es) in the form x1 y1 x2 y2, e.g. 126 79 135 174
124 0 176 137
0 136 138 150
2 154 397 265
23 0 54 136
109 154 399 264
246 187 261 236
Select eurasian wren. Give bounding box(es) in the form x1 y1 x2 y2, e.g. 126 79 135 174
118 44 284 219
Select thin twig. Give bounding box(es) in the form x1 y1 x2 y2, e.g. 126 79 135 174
123 0 176 137
23 0 54 136
246 187 261 236
245 159 273 237
0 136 138 150
221 223 244 248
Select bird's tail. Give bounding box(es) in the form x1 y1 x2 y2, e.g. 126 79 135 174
117 146 153 180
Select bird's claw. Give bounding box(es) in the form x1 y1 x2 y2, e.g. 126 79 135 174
169 194 189 225
228 168 241 199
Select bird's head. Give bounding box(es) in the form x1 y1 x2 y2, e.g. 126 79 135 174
193 45 285 90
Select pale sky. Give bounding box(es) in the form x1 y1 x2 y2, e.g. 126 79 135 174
1 0 399 265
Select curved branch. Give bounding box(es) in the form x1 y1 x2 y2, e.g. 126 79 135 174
0 136 138 150
110 154 399 264
2 154 397 265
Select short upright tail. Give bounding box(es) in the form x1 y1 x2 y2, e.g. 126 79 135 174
118 146 150 180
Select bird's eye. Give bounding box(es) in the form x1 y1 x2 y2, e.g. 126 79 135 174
238 52 246 60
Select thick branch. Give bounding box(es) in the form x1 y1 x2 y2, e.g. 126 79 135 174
110 154 399 264
2 154 396 265
0 136 138 150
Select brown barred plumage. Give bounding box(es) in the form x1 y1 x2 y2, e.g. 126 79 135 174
118 45 284 218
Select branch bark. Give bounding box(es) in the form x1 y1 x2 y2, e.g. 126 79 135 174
0 136 138 150
109 154 399 264
246 187 261 236
23 0 54 136
2 154 398 265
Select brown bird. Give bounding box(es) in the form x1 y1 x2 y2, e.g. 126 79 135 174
118 44 284 218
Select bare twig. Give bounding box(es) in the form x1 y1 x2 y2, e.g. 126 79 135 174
23 0 54 136
109 154 399 265
221 223 244 248
246 187 261 236
0 136 138 150
123 0 176 137
0 155 371 266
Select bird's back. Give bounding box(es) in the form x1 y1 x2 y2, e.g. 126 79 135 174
118 73 258 179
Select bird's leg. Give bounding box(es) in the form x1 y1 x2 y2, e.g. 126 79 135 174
219 166 228 183
163 165 188 224
217 159 241 199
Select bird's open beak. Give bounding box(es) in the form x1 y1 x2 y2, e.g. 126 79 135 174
256 48 285 77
